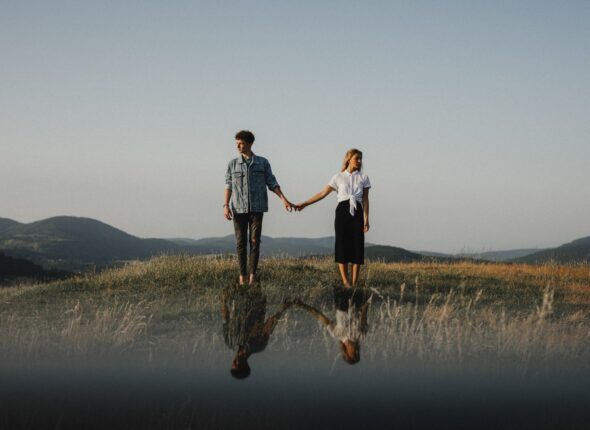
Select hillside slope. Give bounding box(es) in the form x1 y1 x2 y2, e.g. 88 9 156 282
0 218 21 233
513 236 590 264
0 216 187 270
365 245 426 262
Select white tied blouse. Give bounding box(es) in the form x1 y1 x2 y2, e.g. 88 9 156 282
328 170 371 216
327 309 364 343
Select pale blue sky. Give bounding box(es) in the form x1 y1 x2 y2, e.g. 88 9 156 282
1 1 589 253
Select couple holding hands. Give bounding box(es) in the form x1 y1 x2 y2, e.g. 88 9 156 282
224 130 371 288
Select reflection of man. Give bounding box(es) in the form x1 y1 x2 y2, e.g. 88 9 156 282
221 285 292 379
224 130 294 286
295 287 371 364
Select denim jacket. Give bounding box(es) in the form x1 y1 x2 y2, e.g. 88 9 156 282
225 154 279 213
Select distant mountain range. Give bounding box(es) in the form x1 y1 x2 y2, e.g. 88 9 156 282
457 249 545 262
0 216 188 271
415 249 545 262
0 216 427 271
0 216 588 271
513 236 590 264
167 235 336 257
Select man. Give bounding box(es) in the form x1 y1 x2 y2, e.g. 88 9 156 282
224 130 293 286
221 285 293 379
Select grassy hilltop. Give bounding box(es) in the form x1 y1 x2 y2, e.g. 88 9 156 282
1 255 589 369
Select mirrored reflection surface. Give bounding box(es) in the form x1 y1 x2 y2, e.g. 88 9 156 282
1 281 589 429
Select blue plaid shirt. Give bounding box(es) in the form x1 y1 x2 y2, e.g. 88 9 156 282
225 154 279 213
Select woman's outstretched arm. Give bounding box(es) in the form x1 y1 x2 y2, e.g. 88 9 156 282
293 300 332 327
296 185 334 210
362 187 370 232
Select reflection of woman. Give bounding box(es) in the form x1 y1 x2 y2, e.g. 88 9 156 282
296 149 371 288
295 287 371 364
221 286 291 379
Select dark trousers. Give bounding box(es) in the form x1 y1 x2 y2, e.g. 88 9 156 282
232 212 264 276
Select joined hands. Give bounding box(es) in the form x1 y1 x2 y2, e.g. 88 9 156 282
284 200 306 212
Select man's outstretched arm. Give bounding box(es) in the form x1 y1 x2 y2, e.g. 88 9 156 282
262 300 293 336
264 159 293 211
272 186 293 211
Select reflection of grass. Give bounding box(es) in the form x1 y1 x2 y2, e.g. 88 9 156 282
0 255 589 369
363 284 589 369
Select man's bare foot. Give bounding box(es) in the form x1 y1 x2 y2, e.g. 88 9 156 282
239 275 247 286
249 274 257 286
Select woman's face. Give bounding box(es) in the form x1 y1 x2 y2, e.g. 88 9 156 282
349 154 362 171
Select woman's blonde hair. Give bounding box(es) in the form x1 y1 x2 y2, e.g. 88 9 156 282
340 340 360 364
341 148 363 172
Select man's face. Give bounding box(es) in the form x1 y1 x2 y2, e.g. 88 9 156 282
236 139 253 155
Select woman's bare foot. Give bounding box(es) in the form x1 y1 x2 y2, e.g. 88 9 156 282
343 281 353 289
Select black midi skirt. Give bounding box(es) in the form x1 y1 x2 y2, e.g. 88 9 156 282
334 200 364 264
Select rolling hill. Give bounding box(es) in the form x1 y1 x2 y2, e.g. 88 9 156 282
0 216 190 270
0 217 21 233
364 245 426 262
513 236 590 264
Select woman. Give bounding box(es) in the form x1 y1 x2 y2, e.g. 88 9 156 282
296 149 371 288
293 287 371 365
